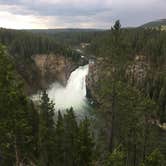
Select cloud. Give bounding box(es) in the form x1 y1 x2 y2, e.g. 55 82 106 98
0 10 50 29
0 0 112 16
111 0 166 26
0 0 165 29
0 0 113 28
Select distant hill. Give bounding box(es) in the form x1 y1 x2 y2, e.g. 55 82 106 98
140 19 166 29
25 28 104 34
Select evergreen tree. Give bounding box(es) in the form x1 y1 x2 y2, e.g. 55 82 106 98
54 110 94 166
63 108 78 166
105 146 125 166
77 117 94 166
54 111 65 166
141 149 165 166
38 90 55 166
0 44 36 165
113 20 121 31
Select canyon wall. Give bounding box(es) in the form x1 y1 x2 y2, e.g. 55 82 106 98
86 55 149 104
19 54 78 95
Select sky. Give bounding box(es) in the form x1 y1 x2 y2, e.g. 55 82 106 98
0 0 166 29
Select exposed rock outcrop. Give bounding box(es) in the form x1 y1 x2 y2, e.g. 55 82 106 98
126 55 150 87
86 55 150 104
20 54 78 95
86 57 102 104
33 54 77 87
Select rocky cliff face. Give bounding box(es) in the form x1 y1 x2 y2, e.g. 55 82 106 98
126 55 150 87
33 54 77 86
86 55 149 104
20 54 77 95
86 57 103 104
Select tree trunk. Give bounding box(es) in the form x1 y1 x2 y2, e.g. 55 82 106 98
109 82 116 152
143 116 149 161
15 137 20 166
133 130 137 166
133 144 137 166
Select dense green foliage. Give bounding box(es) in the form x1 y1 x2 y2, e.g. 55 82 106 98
27 29 103 46
0 28 83 94
0 45 94 166
88 25 166 123
89 27 166 66
141 149 166 166
87 21 166 165
0 28 82 62
0 44 38 165
52 31 102 46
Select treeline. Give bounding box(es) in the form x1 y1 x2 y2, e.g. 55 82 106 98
89 25 166 66
52 31 103 46
0 28 81 62
0 44 94 166
28 29 103 46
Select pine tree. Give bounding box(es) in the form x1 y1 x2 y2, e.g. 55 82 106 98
105 146 125 166
63 108 78 166
141 149 165 166
113 20 121 31
0 44 36 165
77 117 94 166
38 90 55 166
54 111 65 166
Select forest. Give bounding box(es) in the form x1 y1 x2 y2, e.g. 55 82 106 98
0 20 166 166
0 28 83 94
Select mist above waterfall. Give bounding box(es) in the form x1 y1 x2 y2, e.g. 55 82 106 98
47 65 89 111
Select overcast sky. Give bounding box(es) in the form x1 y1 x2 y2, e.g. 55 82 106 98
0 0 166 29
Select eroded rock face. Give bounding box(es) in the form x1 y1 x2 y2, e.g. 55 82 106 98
20 54 77 95
33 54 77 88
126 55 150 87
86 57 114 104
86 58 101 104
86 55 150 104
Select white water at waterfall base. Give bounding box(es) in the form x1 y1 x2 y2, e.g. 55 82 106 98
47 65 89 112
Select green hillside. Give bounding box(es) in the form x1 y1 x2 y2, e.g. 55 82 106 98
141 19 166 29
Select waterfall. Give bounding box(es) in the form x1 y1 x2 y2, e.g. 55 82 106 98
47 65 89 111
